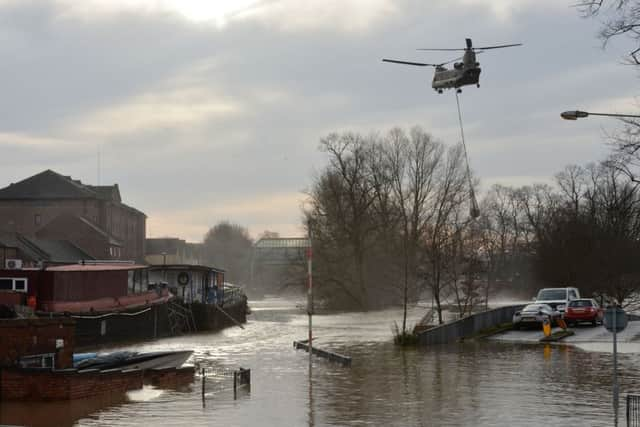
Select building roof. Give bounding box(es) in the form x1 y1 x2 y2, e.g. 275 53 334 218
0 169 145 217
0 231 48 261
0 231 95 263
0 170 95 199
87 184 121 202
26 238 94 263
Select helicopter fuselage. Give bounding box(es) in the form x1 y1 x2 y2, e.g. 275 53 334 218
432 49 481 91
432 66 481 90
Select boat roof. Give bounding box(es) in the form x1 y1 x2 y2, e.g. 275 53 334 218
147 264 225 273
45 263 148 272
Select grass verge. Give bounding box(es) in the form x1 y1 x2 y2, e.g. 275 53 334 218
461 322 514 342
392 321 419 346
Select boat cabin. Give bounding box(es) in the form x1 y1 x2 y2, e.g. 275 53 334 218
0 263 170 314
147 264 225 304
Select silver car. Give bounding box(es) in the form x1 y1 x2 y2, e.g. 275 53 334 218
512 303 561 330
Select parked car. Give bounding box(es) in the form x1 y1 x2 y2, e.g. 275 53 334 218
564 298 603 326
534 287 580 314
513 304 561 330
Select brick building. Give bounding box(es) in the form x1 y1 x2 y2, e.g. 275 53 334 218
0 170 146 262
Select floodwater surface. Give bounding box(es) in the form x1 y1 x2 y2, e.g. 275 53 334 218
2 298 638 426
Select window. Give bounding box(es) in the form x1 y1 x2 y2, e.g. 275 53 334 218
34 214 41 226
20 353 54 369
14 278 26 291
0 277 28 292
569 300 592 307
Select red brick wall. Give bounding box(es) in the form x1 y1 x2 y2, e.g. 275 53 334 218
0 199 99 236
0 368 144 400
0 318 75 369
0 291 25 306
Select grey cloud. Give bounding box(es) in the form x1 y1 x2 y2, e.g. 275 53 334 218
0 0 637 240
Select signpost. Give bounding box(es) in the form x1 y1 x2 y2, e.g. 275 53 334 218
604 304 627 423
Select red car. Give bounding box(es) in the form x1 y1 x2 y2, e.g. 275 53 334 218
564 298 604 326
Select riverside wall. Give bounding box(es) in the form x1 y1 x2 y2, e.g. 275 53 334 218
417 305 523 346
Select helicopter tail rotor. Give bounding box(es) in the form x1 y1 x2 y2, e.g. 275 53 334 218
466 38 472 49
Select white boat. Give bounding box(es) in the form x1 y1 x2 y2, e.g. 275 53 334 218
74 350 193 371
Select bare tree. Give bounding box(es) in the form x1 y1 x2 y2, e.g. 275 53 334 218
305 132 385 309
577 1 640 180
386 127 442 334
203 221 253 284
422 144 470 324
578 0 640 63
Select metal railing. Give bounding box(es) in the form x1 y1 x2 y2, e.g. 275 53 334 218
199 366 251 405
222 286 245 306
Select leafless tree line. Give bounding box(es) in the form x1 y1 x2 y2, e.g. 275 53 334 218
304 126 640 333
304 127 489 334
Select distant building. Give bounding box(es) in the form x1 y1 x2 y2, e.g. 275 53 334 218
0 170 146 262
145 238 203 266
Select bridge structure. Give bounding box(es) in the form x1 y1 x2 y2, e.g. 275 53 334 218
249 237 310 292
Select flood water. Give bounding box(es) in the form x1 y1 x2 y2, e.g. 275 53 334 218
2 298 640 426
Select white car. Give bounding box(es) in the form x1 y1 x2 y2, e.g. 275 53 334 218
534 287 580 314
513 304 561 329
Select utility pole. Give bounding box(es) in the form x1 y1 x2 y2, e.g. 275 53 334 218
307 230 313 368
613 303 619 422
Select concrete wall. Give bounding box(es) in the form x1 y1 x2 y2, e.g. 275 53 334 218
417 305 523 346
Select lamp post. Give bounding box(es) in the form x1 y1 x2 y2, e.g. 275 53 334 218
562 109 639 424
560 110 640 120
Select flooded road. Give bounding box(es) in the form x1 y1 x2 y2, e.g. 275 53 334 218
3 298 640 426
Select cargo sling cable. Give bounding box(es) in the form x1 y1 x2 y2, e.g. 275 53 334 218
455 90 480 218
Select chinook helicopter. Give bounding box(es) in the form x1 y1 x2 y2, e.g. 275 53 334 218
382 38 522 93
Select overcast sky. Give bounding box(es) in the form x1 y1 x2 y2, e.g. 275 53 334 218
0 0 637 242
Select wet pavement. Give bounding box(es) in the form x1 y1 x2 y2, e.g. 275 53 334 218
491 320 640 345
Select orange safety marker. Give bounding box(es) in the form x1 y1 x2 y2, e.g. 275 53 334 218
542 318 552 337
557 318 567 330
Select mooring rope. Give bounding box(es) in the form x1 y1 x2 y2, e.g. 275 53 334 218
70 307 151 319
455 90 480 218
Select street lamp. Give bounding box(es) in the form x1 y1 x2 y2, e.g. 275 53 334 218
561 110 640 120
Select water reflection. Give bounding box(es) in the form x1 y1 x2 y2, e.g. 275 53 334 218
3 299 640 426
0 392 128 427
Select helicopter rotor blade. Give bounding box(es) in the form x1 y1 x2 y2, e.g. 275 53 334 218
382 59 438 67
473 43 522 50
417 48 467 51
418 42 522 52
